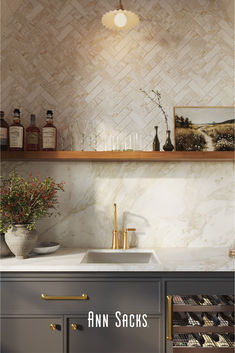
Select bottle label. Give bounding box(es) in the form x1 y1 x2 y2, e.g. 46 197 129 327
9 126 23 148
27 132 38 145
0 127 8 145
42 127 56 149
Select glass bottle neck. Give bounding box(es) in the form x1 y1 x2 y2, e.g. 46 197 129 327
13 117 20 123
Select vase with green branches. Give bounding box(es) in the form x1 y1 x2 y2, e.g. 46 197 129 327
0 171 65 258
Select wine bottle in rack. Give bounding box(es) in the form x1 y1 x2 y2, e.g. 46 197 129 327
202 334 215 347
191 295 204 305
227 333 235 347
210 295 221 305
214 334 230 347
205 295 218 305
210 333 219 342
202 312 216 326
201 296 212 305
173 312 188 326
220 312 233 326
221 295 234 305
217 313 229 326
187 312 204 326
187 334 201 347
173 295 184 304
192 333 205 346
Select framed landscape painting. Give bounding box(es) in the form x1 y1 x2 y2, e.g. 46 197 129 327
174 106 235 151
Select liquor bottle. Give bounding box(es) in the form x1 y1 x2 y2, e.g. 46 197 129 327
9 108 24 151
42 110 57 151
0 111 9 150
26 114 40 151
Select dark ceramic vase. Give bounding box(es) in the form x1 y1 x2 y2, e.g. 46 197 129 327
163 130 174 151
153 126 160 151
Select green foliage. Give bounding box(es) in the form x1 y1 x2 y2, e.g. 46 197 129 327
0 171 65 233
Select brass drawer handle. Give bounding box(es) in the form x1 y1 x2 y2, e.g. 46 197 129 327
50 323 56 331
167 295 173 341
41 293 88 300
71 323 78 330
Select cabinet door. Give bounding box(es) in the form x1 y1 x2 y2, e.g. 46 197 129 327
68 316 162 353
1 317 63 353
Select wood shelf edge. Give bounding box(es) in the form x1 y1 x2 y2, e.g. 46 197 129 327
1 151 234 161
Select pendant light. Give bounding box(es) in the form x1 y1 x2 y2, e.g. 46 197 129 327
102 0 139 31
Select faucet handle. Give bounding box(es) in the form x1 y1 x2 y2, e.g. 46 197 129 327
123 228 136 250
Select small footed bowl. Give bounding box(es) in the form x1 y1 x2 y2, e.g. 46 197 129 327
33 242 60 255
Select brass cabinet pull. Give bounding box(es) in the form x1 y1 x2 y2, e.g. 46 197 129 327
50 323 56 331
41 293 88 300
71 323 78 330
167 295 173 341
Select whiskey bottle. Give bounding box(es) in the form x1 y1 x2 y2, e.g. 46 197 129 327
9 108 24 151
0 111 9 150
42 110 57 151
26 114 40 151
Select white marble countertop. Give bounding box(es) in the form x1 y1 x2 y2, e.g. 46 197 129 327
0 247 234 272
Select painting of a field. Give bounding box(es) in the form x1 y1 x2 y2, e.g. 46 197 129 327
174 107 235 151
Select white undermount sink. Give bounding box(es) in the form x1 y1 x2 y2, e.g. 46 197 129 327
81 249 160 265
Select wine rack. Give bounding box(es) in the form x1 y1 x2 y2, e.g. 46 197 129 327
168 295 234 353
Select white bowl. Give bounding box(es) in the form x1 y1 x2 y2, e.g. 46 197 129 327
33 242 60 255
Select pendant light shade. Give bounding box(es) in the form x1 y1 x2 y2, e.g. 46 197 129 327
102 0 139 31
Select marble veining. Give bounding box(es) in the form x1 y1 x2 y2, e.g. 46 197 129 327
2 161 235 249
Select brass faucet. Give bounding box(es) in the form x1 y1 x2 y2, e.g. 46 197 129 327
112 203 119 249
112 203 136 249
123 228 136 249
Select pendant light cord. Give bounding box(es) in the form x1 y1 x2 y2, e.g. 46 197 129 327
117 0 124 10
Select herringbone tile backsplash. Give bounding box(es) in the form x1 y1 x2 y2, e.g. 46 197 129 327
1 0 233 149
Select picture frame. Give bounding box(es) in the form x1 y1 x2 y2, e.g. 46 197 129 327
174 106 235 152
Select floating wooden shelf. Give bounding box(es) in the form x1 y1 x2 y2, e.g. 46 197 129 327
1 151 234 161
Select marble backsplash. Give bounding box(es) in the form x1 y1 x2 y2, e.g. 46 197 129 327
1 0 234 249
2 161 234 249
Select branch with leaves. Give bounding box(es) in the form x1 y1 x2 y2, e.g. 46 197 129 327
0 171 65 233
140 88 169 130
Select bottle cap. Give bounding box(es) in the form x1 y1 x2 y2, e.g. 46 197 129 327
0 111 4 117
14 108 20 115
46 110 53 118
30 114 36 123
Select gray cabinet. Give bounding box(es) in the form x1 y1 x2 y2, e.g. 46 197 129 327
0 272 233 353
67 316 161 353
1 317 63 353
1 274 162 353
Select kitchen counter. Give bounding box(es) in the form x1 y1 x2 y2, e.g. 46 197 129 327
0 247 233 272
